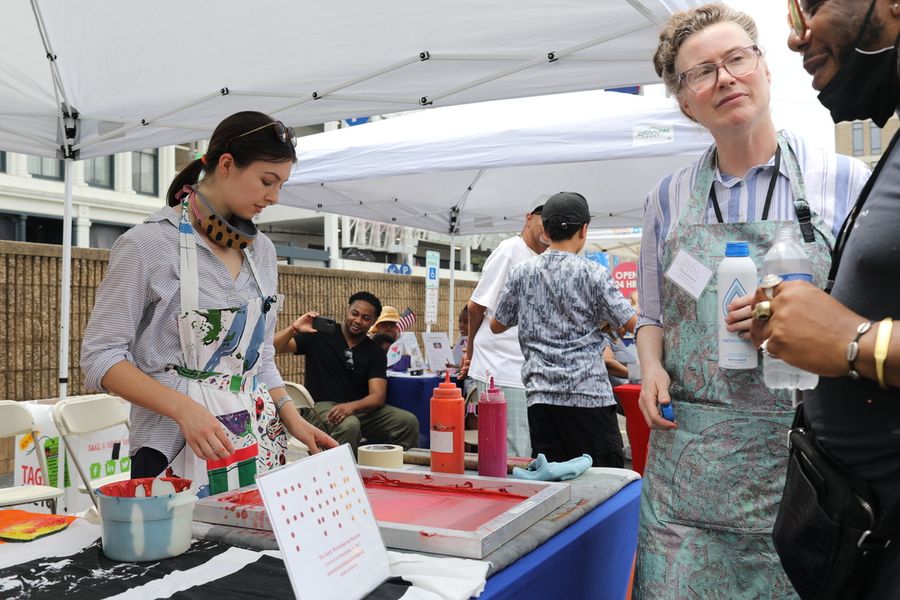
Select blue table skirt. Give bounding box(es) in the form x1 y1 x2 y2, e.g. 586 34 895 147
385 374 441 448
481 479 641 600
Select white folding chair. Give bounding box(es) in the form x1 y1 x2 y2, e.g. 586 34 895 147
283 381 315 410
0 401 64 514
282 382 315 456
52 395 130 510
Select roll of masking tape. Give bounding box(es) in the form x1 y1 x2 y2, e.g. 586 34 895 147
357 444 404 469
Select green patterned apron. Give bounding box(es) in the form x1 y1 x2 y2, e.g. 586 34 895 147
168 192 287 498
635 135 835 599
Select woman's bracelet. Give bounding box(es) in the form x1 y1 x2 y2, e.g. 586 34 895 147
846 320 874 380
874 317 893 390
274 396 291 413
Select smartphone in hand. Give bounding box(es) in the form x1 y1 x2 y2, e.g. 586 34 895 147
312 316 337 334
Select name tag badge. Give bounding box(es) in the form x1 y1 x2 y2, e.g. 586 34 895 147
664 249 713 301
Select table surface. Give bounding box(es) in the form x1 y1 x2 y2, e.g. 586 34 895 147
0 468 641 600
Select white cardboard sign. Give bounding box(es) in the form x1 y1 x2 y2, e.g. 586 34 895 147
255 444 390 600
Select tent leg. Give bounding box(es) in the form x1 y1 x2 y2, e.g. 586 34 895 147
59 159 73 408
448 235 456 341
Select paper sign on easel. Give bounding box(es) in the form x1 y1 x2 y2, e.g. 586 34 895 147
422 332 454 372
255 445 389 600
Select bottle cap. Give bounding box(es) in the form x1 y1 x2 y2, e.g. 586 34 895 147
725 241 750 257
433 371 462 399
486 376 504 403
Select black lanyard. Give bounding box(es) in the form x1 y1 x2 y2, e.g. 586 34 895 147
709 145 782 224
827 127 900 292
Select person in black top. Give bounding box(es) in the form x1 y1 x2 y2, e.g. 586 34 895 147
274 291 419 454
751 2 900 597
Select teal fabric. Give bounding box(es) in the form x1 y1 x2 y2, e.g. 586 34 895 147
635 135 835 599
511 453 593 481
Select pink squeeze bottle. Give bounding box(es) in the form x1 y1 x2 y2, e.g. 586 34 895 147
478 377 508 477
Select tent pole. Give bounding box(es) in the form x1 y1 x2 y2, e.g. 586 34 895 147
448 235 456 342
59 158 73 409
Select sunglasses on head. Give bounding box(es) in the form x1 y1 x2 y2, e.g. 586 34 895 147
225 120 297 151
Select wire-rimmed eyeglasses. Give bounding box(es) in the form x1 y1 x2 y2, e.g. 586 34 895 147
678 45 762 93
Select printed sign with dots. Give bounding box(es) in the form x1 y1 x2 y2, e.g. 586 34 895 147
256 444 389 600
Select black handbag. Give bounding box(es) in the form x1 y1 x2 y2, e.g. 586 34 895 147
772 403 900 599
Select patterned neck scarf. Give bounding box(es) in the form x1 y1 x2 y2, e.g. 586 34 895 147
177 185 257 250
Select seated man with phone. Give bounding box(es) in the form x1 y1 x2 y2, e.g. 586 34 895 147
274 291 419 455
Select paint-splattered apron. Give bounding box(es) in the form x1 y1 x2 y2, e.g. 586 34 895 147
168 196 287 498
635 135 835 599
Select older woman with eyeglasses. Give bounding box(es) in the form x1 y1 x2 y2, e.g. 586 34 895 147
81 111 337 497
632 4 870 598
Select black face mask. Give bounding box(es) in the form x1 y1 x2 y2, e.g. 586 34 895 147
818 0 900 127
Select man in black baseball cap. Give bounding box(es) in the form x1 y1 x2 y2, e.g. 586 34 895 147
490 191 636 467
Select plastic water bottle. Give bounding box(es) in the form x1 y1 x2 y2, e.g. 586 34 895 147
718 241 758 369
478 377 507 478
762 226 819 390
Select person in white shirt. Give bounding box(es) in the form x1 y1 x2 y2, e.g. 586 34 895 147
460 201 549 457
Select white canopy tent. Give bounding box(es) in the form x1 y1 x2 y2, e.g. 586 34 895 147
282 90 712 233
281 90 714 336
2 0 698 160
0 0 699 404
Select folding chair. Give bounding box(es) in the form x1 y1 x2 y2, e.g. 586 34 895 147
0 401 64 514
282 381 315 456
283 381 315 411
52 395 130 510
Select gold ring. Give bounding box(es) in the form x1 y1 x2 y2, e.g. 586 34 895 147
760 273 783 300
752 300 772 321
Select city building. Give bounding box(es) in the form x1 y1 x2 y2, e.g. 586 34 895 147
834 116 899 169
0 121 494 281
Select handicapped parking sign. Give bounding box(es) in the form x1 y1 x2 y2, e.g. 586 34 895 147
428 267 437 279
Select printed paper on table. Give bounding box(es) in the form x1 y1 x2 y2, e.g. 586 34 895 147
399 331 424 362
255 444 389 600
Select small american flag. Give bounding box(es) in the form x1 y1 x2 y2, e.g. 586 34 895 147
397 307 416 332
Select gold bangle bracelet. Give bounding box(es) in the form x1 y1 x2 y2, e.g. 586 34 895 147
874 317 893 390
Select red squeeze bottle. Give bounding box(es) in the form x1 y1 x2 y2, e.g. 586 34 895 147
430 372 465 474
478 377 507 478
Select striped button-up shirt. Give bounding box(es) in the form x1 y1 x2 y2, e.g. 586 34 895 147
638 130 870 331
80 206 283 459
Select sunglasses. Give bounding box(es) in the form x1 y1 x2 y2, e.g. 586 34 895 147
344 348 355 371
787 0 808 38
226 120 297 151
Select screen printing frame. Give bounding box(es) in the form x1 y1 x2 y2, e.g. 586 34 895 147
194 467 571 559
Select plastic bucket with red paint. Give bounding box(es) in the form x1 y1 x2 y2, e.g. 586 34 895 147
96 477 196 562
